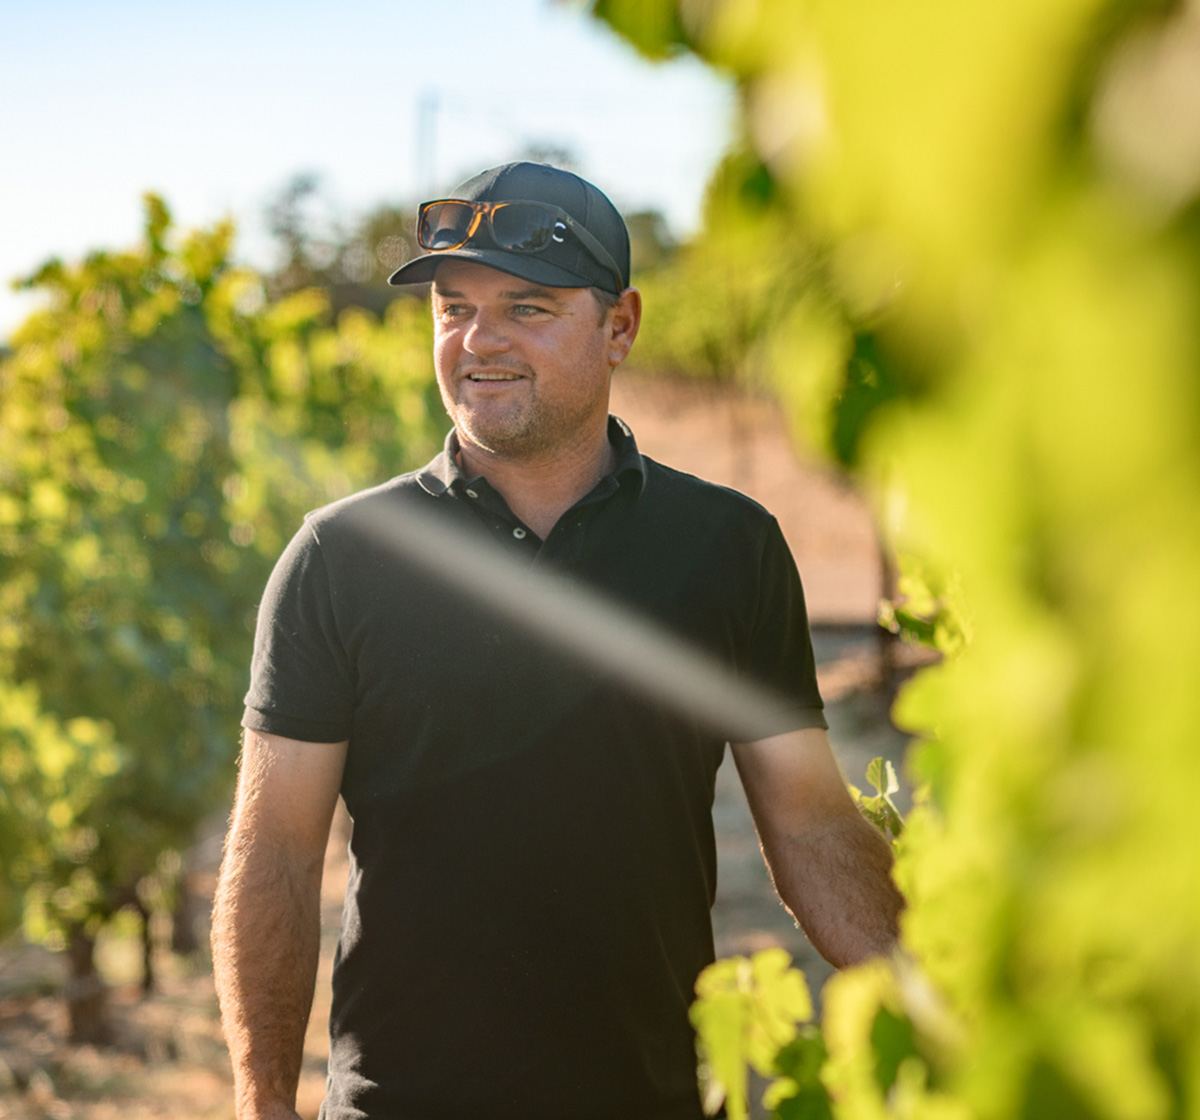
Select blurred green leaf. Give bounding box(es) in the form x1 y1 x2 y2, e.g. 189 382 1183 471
692 950 816 1119
589 0 690 60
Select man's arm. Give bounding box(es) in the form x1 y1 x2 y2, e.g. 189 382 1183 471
211 730 348 1120
731 727 903 968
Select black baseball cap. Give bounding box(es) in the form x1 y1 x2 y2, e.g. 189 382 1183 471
387 161 631 294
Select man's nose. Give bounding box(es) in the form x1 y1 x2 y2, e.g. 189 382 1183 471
463 310 511 356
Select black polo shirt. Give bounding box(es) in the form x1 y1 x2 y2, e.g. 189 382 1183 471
243 417 825 1120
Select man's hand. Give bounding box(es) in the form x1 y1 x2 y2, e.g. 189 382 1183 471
731 727 903 967
211 730 348 1119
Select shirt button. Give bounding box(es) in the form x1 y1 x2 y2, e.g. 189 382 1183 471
512 527 527 540
465 488 479 499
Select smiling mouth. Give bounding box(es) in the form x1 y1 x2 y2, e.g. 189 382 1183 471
466 372 523 382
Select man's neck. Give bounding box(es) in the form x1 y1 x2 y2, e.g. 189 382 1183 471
457 421 616 541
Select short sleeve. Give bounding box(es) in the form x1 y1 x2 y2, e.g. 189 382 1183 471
742 517 827 736
242 519 356 743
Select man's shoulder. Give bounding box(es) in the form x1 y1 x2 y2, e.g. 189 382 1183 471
640 454 777 527
300 469 434 543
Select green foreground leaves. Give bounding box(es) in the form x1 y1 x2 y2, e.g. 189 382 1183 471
595 0 1200 1117
692 948 816 1120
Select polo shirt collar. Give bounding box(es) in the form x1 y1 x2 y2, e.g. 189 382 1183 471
417 415 647 499
416 431 460 496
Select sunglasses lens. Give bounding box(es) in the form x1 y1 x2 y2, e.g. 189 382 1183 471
418 202 477 250
491 202 559 252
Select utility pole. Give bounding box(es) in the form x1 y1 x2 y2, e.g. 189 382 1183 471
415 88 439 198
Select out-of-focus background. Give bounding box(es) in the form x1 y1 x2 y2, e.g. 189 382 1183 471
0 0 734 338
4 0 1199 1117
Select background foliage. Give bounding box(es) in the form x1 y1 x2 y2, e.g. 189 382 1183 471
0 197 442 1028
592 0 1200 1117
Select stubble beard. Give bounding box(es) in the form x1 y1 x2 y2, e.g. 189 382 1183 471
443 363 603 458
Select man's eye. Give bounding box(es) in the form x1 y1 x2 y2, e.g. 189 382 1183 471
512 304 547 317
439 304 470 319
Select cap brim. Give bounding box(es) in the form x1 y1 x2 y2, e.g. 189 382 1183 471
387 247 599 289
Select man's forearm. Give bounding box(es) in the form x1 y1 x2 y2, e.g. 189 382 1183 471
211 828 324 1119
764 812 903 968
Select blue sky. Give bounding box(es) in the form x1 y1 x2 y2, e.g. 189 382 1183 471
0 0 735 340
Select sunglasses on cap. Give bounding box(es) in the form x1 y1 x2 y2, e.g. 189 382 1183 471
416 199 624 292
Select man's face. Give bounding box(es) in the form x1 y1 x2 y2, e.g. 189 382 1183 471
431 260 617 458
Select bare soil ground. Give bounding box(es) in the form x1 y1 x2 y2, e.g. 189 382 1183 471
0 377 918 1119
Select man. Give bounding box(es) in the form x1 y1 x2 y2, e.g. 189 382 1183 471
211 161 902 1120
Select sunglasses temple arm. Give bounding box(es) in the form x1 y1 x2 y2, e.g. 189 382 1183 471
569 220 625 292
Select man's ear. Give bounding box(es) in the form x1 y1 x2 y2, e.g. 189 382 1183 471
607 288 642 368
